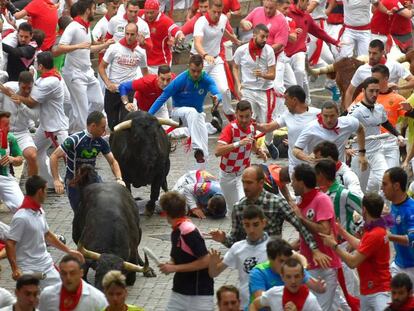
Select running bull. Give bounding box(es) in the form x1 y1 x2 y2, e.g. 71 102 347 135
110 111 179 215
72 164 155 289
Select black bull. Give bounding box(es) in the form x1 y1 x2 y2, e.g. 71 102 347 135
72 165 155 289
109 111 171 214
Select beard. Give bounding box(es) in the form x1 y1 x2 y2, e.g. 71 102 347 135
87 13 94 22
255 40 266 48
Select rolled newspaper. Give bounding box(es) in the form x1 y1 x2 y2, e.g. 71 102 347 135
143 247 161 266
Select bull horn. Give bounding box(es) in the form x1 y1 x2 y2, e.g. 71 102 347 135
78 243 101 260
398 55 407 63
78 244 150 273
309 64 335 76
157 118 180 128
114 120 132 132
123 253 150 273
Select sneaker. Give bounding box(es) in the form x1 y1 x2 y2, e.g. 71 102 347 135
266 142 279 160
210 117 222 133
194 149 205 163
325 84 341 102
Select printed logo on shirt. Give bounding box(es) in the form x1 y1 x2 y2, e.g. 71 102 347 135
306 208 315 220
396 215 401 224
243 256 258 273
116 26 125 33
367 281 373 289
198 89 205 95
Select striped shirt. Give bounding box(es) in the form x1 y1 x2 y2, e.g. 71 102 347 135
60 130 110 179
327 180 362 233
223 190 317 250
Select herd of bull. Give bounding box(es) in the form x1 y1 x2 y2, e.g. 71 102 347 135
73 53 414 289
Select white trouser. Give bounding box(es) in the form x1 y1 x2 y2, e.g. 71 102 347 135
166 291 214 311
273 52 295 119
241 88 274 144
326 23 342 59
308 268 338 311
62 67 104 133
34 127 68 188
171 107 208 158
219 170 244 214
383 136 400 168
12 131 36 151
286 52 310 103
203 57 234 116
351 150 388 193
391 261 414 286
360 292 390 311
0 174 24 213
340 29 371 58
308 20 335 66
23 265 61 290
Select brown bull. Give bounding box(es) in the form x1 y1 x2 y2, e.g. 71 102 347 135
308 57 366 103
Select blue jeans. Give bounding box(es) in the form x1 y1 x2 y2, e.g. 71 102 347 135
65 174 102 214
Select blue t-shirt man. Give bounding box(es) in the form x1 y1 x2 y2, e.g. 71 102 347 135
390 197 414 269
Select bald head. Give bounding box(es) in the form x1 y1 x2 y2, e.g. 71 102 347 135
124 22 138 45
242 165 265 200
243 165 265 181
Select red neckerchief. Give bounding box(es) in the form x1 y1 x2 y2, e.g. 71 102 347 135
119 37 138 51
317 113 339 135
41 68 61 80
18 196 42 213
172 217 191 231
0 127 7 149
282 285 310 311
298 188 319 209
105 13 111 21
388 296 414 311
380 56 386 64
123 13 138 24
248 39 263 61
73 16 90 33
204 12 218 26
59 281 83 311
335 161 342 172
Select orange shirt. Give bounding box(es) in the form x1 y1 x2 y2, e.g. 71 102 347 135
353 91 406 133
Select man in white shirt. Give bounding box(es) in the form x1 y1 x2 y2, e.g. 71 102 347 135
0 71 38 176
293 101 367 167
208 205 269 309
249 257 322 311
106 0 151 50
5 175 84 290
313 140 363 197
92 0 120 42
0 275 39 311
99 22 148 130
192 0 240 121
349 76 405 192
256 85 320 174
232 24 277 158
39 255 108 311
343 39 414 110
55 0 114 134
11 52 70 189
339 0 375 58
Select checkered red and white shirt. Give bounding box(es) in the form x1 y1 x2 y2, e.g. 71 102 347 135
218 121 255 173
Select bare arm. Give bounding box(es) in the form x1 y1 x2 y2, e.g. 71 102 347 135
5 240 18 274
215 137 254 157
90 39 114 54
164 254 210 273
397 75 414 91
50 147 66 182
54 42 91 56
307 1 319 13
388 233 409 246
103 152 123 180
240 19 253 31
344 84 356 110
300 219 331 235
255 121 280 133
98 60 118 93
334 247 366 269
194 36 207 56
292 147 313 163
44 231 72 253
13 10 28 20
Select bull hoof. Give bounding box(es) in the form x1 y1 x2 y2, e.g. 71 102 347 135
144 207 155 217
144 267 156 278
